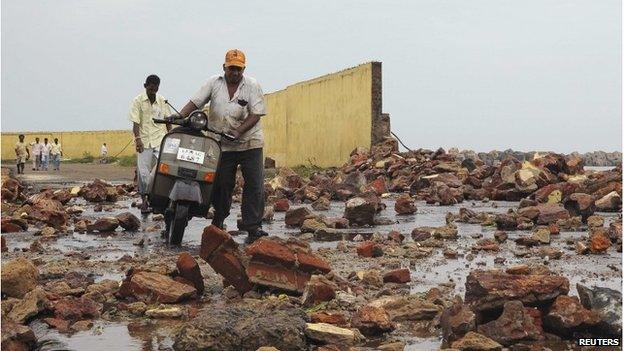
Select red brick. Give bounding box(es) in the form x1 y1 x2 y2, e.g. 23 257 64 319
302 275 337 306
273 198 290 212
383 268 411 284
356 241 383 258
246 261 309 293
199 225 236 260
296 251 331 274
209 251 253 294
310 311 348 326
245 238 297 268
176 252 204 294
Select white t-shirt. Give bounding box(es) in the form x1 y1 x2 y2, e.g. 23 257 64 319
191 75 267 152
101 145 108 156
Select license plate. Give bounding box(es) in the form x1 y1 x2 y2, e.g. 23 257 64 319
176 147 205 164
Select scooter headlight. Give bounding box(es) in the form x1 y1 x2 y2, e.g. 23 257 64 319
189 111 208 130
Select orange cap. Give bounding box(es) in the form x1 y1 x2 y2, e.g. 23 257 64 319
224 49 246 68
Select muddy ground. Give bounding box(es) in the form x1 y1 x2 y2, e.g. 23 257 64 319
1 162 622 351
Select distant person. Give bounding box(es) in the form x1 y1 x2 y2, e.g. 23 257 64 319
30 137 43 171
129 74 172 213
14 134 30 174
40 138 51 171
100 143 108 163
50 138 63 171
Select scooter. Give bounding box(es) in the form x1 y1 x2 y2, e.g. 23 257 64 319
149 108 235 245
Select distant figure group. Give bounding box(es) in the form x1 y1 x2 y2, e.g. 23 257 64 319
14 135 63 174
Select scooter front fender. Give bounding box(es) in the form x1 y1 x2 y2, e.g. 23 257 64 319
169 179 202 203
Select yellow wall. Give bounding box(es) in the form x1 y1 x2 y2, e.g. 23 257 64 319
1 130 134 160
2 63 377 167
263 62 374 167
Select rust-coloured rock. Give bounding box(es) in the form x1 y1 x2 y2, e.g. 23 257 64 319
356 241 383 258
351 305 395 336
543 295 602 335
477 300 544 346
285 207 313 227
465 269 569 312
116 212 141 231
118 271 197 303
394 194 416 215
383 268 411 284
176 252 204 294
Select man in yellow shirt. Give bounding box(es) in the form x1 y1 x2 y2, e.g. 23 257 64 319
14 134 30 174
129 75 172 212
50 138 63 171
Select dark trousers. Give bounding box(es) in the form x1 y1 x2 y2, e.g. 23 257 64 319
211 148 264 232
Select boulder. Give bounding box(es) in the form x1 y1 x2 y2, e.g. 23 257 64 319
118 271 197 303
368 295 440 322
594 191 621 212
563 193 595 222
285 207 313 227
1 258 39 298
344 197 376 226
53 296 101 322
494 214 517 231
116 212 141 231
305 323 362 346
273 198 290 212
451 331 502 351
356 241 383 258
310 311 348 326
536 203 570 225
577 284 622 336
440 297 476 343
589 228 611 253
311 196 330 211
383 268 411 284
1 320 37 351
301 275 337 306
1 218 28 233
543 295 601 336
477 301 544 346
173 300 308 351
7 288 50 324
176 252 204 294
87 217 119 232
464 269 569 313
351 305 395 336
300 217 327 234
394 194 416 215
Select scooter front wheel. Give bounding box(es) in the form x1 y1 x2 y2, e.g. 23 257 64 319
169 202 189 245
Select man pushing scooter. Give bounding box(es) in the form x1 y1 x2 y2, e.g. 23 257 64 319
175 49 269 244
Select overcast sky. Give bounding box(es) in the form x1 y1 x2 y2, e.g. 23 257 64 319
2 0 621 153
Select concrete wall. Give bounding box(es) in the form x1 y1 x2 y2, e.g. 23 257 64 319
263 62 380 167
2 62 382 166
1 130 134 160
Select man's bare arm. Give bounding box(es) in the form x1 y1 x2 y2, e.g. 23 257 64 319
178 101 199 118
232 114 261 139
133 123 144 153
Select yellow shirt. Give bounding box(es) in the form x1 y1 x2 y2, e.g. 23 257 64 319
50 143 62 155
15 142 27 156
128 92 171 148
